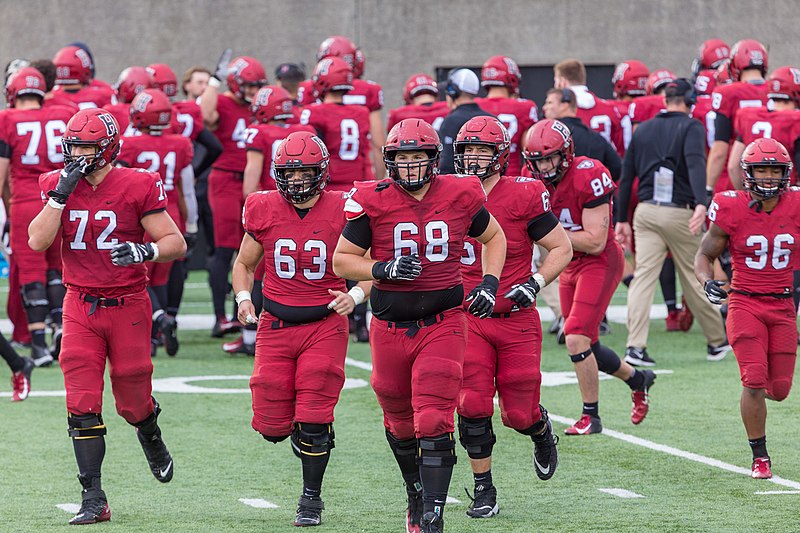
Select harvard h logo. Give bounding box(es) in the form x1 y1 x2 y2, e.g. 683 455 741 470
98 113 118 136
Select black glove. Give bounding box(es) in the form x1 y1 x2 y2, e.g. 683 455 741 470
183 232 198 259
466 275 499 318
48 156 90 204
111 242 156 267
505 276 542 308
372 254 422 281
705 186 714 208
214 48 233 81
703 280 728 305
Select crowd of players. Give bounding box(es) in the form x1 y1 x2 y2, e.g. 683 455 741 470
1 35 798 532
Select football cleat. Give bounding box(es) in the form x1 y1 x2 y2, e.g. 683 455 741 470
531 405 559 480
465 485 499 518
159 314 179 356
11 357 34 402
707 342 732 362
222 335 255 356
751 457 772 479
136 424 174 483
599 314 611 335
70 478 111 525
405 485 423 533
564 414 603 435
150 338 159 358
354 326 370 343
294 495 324 527
624 346 656 367
665 310 682 331
420 511 444 533
211 317 241 338
548 315 563 335
31 344 53 367
631 370 657 425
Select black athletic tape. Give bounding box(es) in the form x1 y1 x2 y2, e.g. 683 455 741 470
457 416 496 459
417 433 458 467
569 348 593 363
67 413 107 438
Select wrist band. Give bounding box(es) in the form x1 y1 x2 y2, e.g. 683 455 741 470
149 242 159 261
47 197 66 210
533 273 546 290
235 290 252 305
347 286 366 306
208 77 221 88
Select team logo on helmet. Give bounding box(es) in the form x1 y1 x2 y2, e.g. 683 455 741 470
254 87 272 106
229 57 249 77
310 134 330 158
75 49 93 69
551 120 570 142
98 112 118 136
315 58 333 76
132 92 153 113
504 57 521 77
24 75 41 88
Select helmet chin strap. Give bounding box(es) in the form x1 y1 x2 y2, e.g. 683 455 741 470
747 197 763 212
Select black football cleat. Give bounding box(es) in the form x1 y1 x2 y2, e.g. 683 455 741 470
531 405 559 480
466 484 498 518
294 495 324 526
405 484 423 532
51 326 63 359
136 405 174 483
70 477 111 525
211 317 240 338
159 314 179 356
420 512 444 533
31 344 53 367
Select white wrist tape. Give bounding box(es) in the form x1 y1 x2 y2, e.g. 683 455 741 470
149 242 159 261
533 273 546 290
47 198 66 210
235 290 252 305
347 286 366 306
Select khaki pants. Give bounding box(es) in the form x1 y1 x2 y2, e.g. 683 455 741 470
626 202 726 348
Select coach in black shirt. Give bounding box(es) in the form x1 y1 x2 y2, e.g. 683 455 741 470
542 87 622 181
438 69 494 174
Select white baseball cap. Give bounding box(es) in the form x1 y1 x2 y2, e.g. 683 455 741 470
447 68 480 96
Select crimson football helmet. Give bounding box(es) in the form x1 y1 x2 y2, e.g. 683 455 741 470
312 57 353 99
317 36 358 66
768 67 800 104
353 48 366 79
251 85 294 123
403 73 438 104
226 56 268 102
740 138 793 199
481 55 522 95
646 69 676 95
454 116 511 179
129 89 172 132
693 69 717 96
383 119 442 191
53 46 93 86
612 60 649 99
729 39 768 81
114 66 155 104
146 63 178 98
714 59 733 86
691 39 730 79
5 67 46 108
61 108 121 171
522 119 574 184
273 131 331 204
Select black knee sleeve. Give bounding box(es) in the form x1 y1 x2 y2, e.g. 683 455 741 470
291 423 335 460
68 413 107 439
386 430 417 457
569 348 593 363
22 282 49 323
261 434 289 444
457 416 496 459
417 433 457 467
591 342 622 374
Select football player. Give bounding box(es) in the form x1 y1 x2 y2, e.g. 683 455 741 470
233 131 370 527
628 69 677 125
0 67 74 366
706 39 770 194
333 119 507 533
611 60 649 150
52 45 116 109
454 117 571 518
117 89 197 358
691 39 731 85
475 55 538 175
523 120 656 435
299 58 371 190
274 62 305 104
696 138 800 479
554 59 625 156
29 108 186 524
387 73 449 133
103 66 155 135
29 59 79 112
201 54 267 337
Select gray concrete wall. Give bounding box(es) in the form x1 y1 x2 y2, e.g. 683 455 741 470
2 0 797 110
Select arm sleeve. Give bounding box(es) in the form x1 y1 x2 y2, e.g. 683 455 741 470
684 122 708 206
0 141 10 159
193 128 223 176
616 141 636 222
341 214 372 249
181 164 199 232
713 112 733 143
527 211 559 241
467 206 490 237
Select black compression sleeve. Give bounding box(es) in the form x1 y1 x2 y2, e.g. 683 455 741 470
194 128 223 176
713 113 733 143
0 141 10 159
341 215 372 249
467 206 491 237
527 211 560 241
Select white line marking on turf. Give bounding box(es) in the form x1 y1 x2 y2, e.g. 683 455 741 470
56 503 81 514
239 498 279 509
345 357 374 371
755 490 800 495
598 488 645 499
445 497 461 504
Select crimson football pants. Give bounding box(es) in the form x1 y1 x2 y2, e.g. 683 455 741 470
10 201 63 285
60 289 154 423
727 293 797 400
7 261 30 344
458 309 543 429
370 308 467 440
250 311 348 437
560 243 624 344
208 168 245 249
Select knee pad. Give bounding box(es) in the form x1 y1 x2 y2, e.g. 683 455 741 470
22 282 49 322
457 416 496 460
591 342 622 374
67 412 107 439
569 348 593 363
386 429 417 457
768 379 792 402
417 433 457 468
291 422 335 460
46 269 63 286
261 433 289 444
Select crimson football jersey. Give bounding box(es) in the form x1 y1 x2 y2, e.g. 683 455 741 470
572 87 625 156
690 95 718 152
711 80 770 141
39 166 167 293
171 100 204 141
242 189 347 307
474 97 538 175
209 93 252 172
735 107 800 162
53 85 115 110
709 189 800 294
102 102 132 137
43 93 79 113
297 78 384 112
387 101 449 134
345 174 486 292
628 94 666 124
546 156 616 259
461 176 550 313
299 102 371 190
244 122 316 190
612 100 634 151
0 106 73 204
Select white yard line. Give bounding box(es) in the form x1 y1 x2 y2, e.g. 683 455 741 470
445 496 461 504
56 503 81 514
597 488 645 499
754 490 800 495
239 498 279 509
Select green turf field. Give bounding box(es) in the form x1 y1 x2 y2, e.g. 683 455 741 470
2 273 800 532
